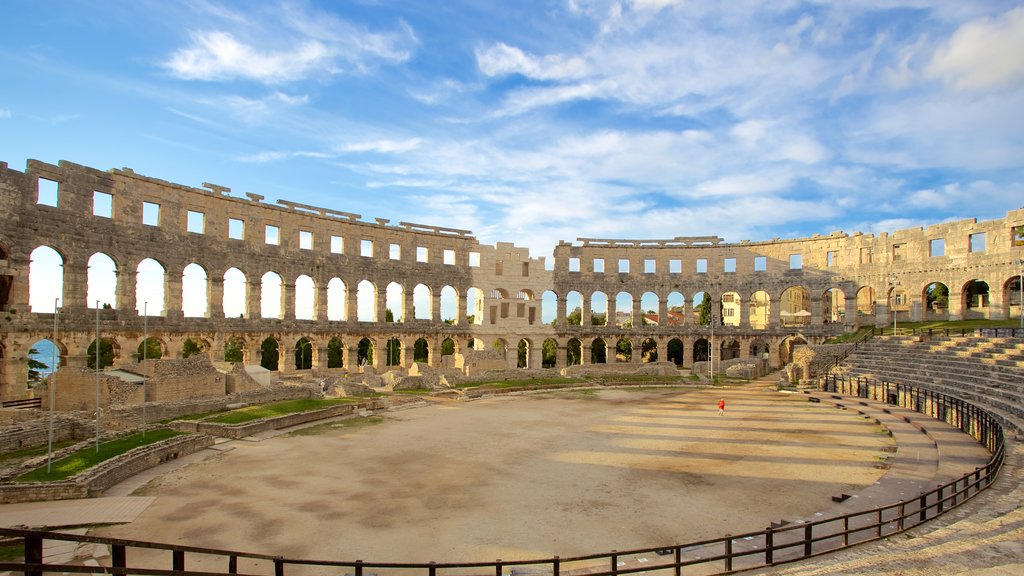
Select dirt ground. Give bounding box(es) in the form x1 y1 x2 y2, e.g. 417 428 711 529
94 382 894 567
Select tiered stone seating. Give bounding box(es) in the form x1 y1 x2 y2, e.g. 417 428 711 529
835 336 1024 434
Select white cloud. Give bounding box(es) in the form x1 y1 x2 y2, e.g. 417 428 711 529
343 138 423 154
476 43 589 80
166 31 334 83
928 6 1024 91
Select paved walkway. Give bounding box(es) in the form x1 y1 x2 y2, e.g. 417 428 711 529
0 496 155 529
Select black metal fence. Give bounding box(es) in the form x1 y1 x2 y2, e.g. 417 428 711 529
0 375 1007 576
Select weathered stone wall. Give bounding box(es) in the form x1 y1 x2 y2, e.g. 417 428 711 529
1 158 1021 401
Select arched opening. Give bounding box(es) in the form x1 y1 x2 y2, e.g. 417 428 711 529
386 282 404 322
590 291 608 326
294 337 312 370
542 338 557 368
692 292 711 326
182 263 209 318
260 337 279 371
591 338 607 364
856 286 875 318
640 338 657 362
327 278 347 321
750 338 769 358
467 338 484 351
962 280 990 319
87 338 117 369
260 271 283 319
567 338 582 366
87 252 117 310
1004 277 1022 321
615 292 633 328
666 338 684 366
0 243 12 310
295 275 316 320
721 292 741 327
440 286 458 324
386 338 402 367
541 291 557 325
640 292 658 326
492 338 509 358
138 336 163 358
414 338 429 363
924 282 950 321
29 246 64 312
721 339 740 361
136 258 165 316
181 338 204 358
327 337 344 368
224 336 245 363
780 286 811 327
413 284 432 320
749 290 770 329
357 280 376 322
565 291 582 325
517 339 530 368
666 292 684 325
823 288 845 324
693 338 710 362
357 337 374 367
441 337 456 357
615 337 631 363
223 268 247 318
27 338 62 386
466 287 483 325
779 335 807 366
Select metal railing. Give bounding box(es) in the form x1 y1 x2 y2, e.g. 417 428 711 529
0 375 1007 576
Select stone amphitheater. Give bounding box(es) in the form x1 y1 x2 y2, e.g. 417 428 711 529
1 158 1023 574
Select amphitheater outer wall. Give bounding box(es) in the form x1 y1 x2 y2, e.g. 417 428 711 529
1 159 1022 401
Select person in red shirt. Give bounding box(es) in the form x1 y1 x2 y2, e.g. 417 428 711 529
717 398 725 416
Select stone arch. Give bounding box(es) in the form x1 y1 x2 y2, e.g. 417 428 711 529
357 337 374 367
615 291 633 328
327 278 347 321
640 292 658 326
591 338 607 364
182 263 209 318
294 337 313 370
541 290 557 325
924 282 950 321
567 338 582 366
693 338 710 362
779 335 807 366
823 288 845 324
666 291 684 325
666 338 684 366
27 338 63 385
1003 276 1022 321
440 285 458 323
517 289 534 300
441 337 457 357
29 245 64 312
750 337 770 358
749 290 770 329
721 339 741 361
260 337 279 371
780 286 811 327
721 291 741 327
692 291 710 326
385 337 402 367
542 338 558 368
87 337 118 369
181 337 205 358
0 241 11 310
136 258 166 316
224 336 246 363
565 291 583 325
640 337 657 362
87 252 118 310
887 282 909 324
223 268 247 318
414 337 430 363
413 284 431 320
517 338 530 368
856 286 875 318
962 279 990 318
327 337 344 368
357 280 376 322
138 336 166 361
615 337 632 362
591 291 608 326
294 275 316 320
386 282 404 322
260 271 283 319
466 287 483 324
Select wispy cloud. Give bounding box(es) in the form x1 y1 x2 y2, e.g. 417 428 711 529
927 6 1024 91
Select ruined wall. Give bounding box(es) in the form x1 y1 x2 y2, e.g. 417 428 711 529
1 158 1021 401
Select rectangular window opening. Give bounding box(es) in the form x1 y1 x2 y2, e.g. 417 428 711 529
969 232 986 253
228 218 245 240
444 249 455 265
143 202 160 227
754 256 767 272
929 238 945 257
827 251 837 267
468 252 480 267
417 246 428 263
187 210 205 234
669 259 682 274
390 243 402 260
265 225 280 245
644 259 656 274
522 262 529 276
696 259 707 274
331 235 344 254
593 258 604 274
299 230 313 250
93 191 112 218
618 259 630 273
360 239 374 257
724 258 736 273
789 254 802 270
569 257 580 272
37 177 58 207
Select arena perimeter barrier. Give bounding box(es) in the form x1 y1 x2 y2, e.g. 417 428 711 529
0 375 1006 576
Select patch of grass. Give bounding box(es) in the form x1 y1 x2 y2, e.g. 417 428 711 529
456 377 587 389
16 429 182 483
603 375 684 383
157 410 223 424
205 398 356 425
0 542 23 562
393 389 432 395
287 416 383 437
824 327 875 344
0 439 79 465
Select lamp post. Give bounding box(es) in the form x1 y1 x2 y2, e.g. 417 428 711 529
889 275 899 335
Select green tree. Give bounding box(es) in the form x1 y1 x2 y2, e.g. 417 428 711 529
567 339 582 365
181 338 203 358
327 338 344 368
295 338 312 370
565 307 582 326
466 314 476 325
385 308 395 323
542 339 557 368
224 338 244 362
87 338 115 369
441 337 455 356
386 338 401 366
616 338 632 362
137 337 163 361
27 348 49 383
926 283 949 310
260 338 279 371
414 339 429 363
591 312 606 325
358 338 374 366
698 295 712 326
517 340 529 368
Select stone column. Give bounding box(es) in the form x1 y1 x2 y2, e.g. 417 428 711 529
209 273 224 318
557 343 567 369
164 265 184 319
556 296 567 327
432 291 442 323
403 289 414 323
314 280 328 322
116 267 137 315
315 345 329 370
530 342 543 369
683 337 693 367
282 278 295 321
582 341 592 365
375 290 386 324
246 279 260 320
632 298 642 328
987 289 1004 320
346 287 358 323
581 294 591 325
607 295 617 328
658 297 668 328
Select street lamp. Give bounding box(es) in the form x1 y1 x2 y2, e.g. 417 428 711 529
889 275 899 335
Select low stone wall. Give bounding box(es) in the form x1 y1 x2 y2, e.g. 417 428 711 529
0 416 94 454
561 362 679 378
170 399 389 439
0 433 214 504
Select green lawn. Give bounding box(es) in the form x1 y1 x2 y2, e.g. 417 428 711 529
0 438 80 466
455 377 587 389
17 429 182 483
204 398 356 425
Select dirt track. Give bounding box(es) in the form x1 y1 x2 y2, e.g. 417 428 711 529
94 383 894 565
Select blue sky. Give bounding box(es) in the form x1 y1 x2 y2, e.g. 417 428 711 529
3 0 1024 259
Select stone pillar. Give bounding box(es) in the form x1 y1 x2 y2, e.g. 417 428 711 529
315 280 328 322
282 279 295 321
557 343 567 369
346 287 358 323
431 292 442 323
987 289 1004 320
375 289 386 324
844 294 858 329
247 279 260 320
164 265 184 319
581 294 591 325
315 346 329 370
116 267 137 315
607 295 617 327
209 274 224 318
456 289 466 325
344 342 358 371
582 341 592 365
530 342 543 369
403 289 414 323
556 296 567 327
632 298 642 328
62 258 88 311
810 294 822 326
683 337 693 367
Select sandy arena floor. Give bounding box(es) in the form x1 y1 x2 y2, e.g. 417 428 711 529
93 383 895 566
